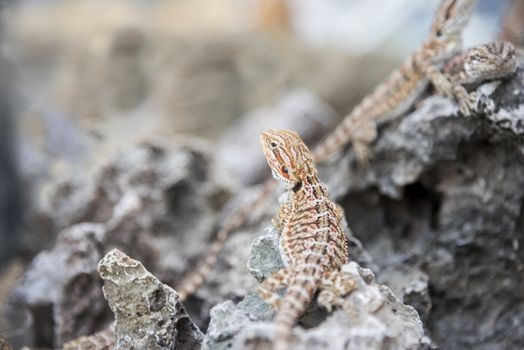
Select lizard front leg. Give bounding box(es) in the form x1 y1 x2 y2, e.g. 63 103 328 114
257 267 291 309
272 199 291 233
417 61 477 116
343 116 378 165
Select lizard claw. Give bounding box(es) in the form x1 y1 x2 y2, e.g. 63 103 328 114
452 85 477 117
353 142 373 166
317 290 335 312
458 91 478 117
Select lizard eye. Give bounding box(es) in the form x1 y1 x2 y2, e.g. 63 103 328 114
270 142 278 148
281 166 289 174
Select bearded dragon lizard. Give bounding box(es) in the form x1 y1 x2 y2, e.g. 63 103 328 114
177 0 517 302
258 129 355 350
313 0 517 162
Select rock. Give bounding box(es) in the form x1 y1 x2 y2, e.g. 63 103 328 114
10 223 107 346
319 67 524 349
8 35 524 350
203 216 429 350
9 140 227 347
98 249 203 350
247 230 283 282
203 293 274 350
377 265 432 324
206 261 428 350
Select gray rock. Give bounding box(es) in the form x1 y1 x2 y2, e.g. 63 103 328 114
207 262 427 350
98 249 203 350
378 266 432 324
10 53 524 350
9 140 227 346
319 67 524 349
10 223 107 346
204 293 274 350
247 230 283 282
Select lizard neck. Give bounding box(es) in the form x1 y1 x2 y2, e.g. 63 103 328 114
289 161 324 203
418 35 462 63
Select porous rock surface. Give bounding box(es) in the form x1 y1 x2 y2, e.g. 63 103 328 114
9 140 227 347
319 67 524 349
98 249 203 350
204 229 428 350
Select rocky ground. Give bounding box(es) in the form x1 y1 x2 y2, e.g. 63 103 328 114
1 2 524 349
2 60 523 349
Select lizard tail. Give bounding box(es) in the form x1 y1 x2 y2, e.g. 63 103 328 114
177 181 276 301
63 328 115 350
274 266 321 350
312 101 371 162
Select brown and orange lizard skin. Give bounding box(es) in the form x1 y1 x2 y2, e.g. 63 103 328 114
62 329 114 350
257 129 355 350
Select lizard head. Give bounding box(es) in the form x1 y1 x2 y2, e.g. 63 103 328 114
460 41 517 83
446 41 517 84
260 129 311 186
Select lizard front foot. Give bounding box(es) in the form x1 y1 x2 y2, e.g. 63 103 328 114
353 141 374 166
454 86 478 117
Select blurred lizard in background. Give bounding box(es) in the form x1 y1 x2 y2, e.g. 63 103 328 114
312 0 516 163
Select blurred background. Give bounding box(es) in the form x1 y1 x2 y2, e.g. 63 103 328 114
0 0 519 347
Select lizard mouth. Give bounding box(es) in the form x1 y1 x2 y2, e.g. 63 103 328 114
271 169 294 187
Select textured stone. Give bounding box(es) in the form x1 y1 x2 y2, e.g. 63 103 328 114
319 67 524 349
9 141 226 347
9 54 524 350
247 230 283 282
207 262 427 350
10 223 107 346
203 293 274 350
98 249 203 350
